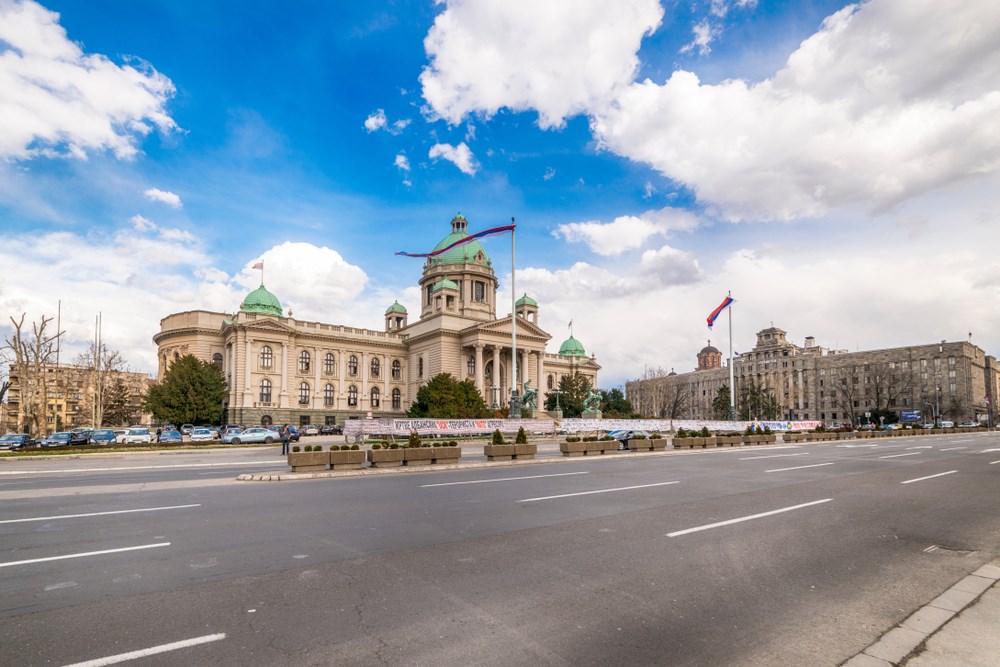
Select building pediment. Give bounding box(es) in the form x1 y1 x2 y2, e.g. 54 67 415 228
466 316 551 341
239 317 297 334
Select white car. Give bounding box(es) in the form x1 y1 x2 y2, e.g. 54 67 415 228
302 424 319 436
190 428 215 441
121 427 152 444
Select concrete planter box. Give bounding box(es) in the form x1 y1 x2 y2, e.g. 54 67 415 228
329 449 364 470
628 439 652 452
585 441 606 455
672 437 702 449
484 444 515 461
288 451 329 472
367 448 404 467
403 447 435 466
649 438 668 451
431 445 462 464
560 441 587 457
513 443 537 459
717 435 742 447
837 432 855 440
783 433 806 443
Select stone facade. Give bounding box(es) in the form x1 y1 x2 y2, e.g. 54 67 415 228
627 326 998 425
153 214 600 427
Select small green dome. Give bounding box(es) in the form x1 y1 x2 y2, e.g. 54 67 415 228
241 284 283 316
558 335 587 357
432 278 459 292
385 300 407 315
515 293 537 307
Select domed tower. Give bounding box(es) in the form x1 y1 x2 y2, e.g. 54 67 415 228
385 301 408 331
241 284 283 317
419 213 498 321
515 293 538 324
559 335 587 358
697 341 722 371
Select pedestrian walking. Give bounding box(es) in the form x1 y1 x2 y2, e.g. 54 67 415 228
280 423 291 455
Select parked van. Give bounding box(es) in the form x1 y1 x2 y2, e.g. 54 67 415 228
940 421 955 428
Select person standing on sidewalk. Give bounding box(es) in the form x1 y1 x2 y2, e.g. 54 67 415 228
280 423 291 456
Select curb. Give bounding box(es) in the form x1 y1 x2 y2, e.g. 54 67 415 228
841 561 1000 666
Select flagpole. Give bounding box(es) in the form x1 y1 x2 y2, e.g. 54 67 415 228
728 290 735 421
509 217 520 419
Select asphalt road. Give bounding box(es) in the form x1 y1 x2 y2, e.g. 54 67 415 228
2 431 999 666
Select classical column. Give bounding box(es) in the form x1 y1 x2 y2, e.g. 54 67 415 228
338 350 345 408
491 346 501 406
382 353 388 412
243 334 252 400
474 343 485 395
360 351 368 412
313 346 320 410
280 343 289 408
536 351 544 407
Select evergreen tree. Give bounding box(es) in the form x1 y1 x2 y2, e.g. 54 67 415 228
712 384 732 420
145 355 227 425
104 376 133 426
407 373 492 418
544 373 592 418
599 387 634 418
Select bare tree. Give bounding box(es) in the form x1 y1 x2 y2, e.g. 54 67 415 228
868 361 914 419
3 313 63 436
661 381 690 419
75 342 127 427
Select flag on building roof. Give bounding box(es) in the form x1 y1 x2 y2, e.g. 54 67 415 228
395 223 515 257
707 295 734 329
252 261 263 270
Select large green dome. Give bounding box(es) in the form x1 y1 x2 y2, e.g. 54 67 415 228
431 213 491 265
241 284 283 316
558 335 587 357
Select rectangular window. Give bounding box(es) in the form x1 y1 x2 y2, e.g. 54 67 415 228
474 281 485 302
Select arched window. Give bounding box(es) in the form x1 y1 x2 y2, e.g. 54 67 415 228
260 345 273 370
212 353 223 368
467 355 475 376
371 386 380 408
391 359 401 380
371 357 380 378
418 357 424 378
348 355 358 376
392 387 401 409
347 385 358 407
324 383 335 406
259 378 272 403
298 382 310 404
299 350 310 373
547 374 554 390
324 353 335 374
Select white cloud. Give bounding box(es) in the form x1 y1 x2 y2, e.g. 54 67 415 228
554 207 701 255
710 0 757 19
364 108 410 135
428 141 478 175
420 0 664 129
130 214 156 232
543 167 556 181
143 187 182 208
0 0 177 161
394 153 410 171
680 19 720 56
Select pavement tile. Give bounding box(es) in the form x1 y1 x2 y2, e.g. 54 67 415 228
952 575 993 596
903 586 1000 667
972 563 1000 580
901 605 956 634
864 627 926 664
927 588 981 613
842 653 892 667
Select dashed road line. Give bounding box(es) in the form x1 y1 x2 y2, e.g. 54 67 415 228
0 504 200 525
0 542 170 568
906 446 934 450
940 447 967 451
63 633 226 667
739 453 810 460
879 452 920 459
520 480 679 503
901 470 958 485
765 462 834 473
667 498 833 537
422 471 588 487
989 460 1000 465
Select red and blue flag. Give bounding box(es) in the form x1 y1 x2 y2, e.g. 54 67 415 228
395 224 515 257
706 295 734 329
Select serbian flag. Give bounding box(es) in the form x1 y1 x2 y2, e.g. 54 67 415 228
395 223 515 257
706 295 734 329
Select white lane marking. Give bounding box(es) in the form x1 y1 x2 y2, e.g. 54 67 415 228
0 542 170 568
0 462 276 476
940 447 968 451
901 470 958 485
989 460 1000 465
421 471 588 488
63 633 226 667
837 444 879 448
982 448 1000 453
520 481 679 503
667 499 833 537
879 452 921 459
906 446 934 450
739 453 810 460
765 462 834 473
0 504 200 525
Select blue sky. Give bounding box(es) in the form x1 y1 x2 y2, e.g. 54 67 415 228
2 0 999 389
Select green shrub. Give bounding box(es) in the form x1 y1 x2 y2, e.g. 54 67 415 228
351 444 360 450
650 433 662 439
814 425 826 433
291 445 300 452
565 436 581 443
408 431 421 448
515 427 527 444
389 443 399 449
599 435 614 441
632 433 647 440
371 443 382 450
700 426 710 437
432 442 443 447
676 428 688 438
491 429 505 445
762 427 773 435
447 440 457 446
303 444 312 452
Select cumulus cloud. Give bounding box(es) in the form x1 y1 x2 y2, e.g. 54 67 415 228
680 20 719 56
420 0 663 129
594 1 1000 220
0 0 177 161
143 187 182 208
364 108 411 134
394 153 410 171
554 207 701 255
428 141 478 175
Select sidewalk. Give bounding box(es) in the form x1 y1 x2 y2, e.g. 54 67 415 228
843 560 1000 666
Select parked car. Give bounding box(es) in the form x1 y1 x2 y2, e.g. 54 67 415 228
89 429 117 445
883 423 903 430
0 433 34 450
224 427 275 445
958 421 980 428
159 429 183 443
607 429 650 450
319 424 343 435
180 424 194 435
40 431 89 447
222 426 242 437
190 428 215 442
302 424 319 436
266 425 300 441
113 428 129 441
922 423 937 429
120 427 153 444
940 421 955 428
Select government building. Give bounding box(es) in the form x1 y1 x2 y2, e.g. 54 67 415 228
153 214 600 427
626 326 998 426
